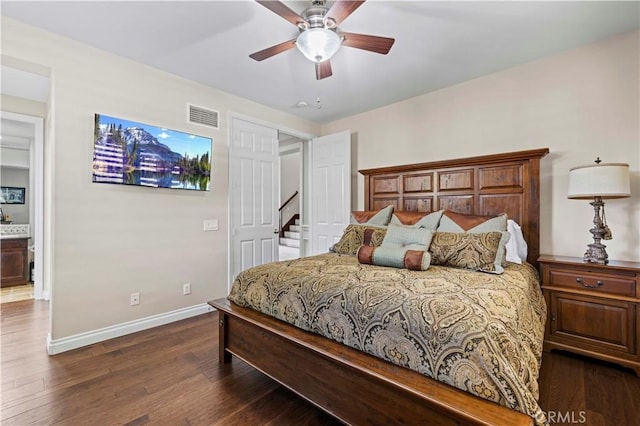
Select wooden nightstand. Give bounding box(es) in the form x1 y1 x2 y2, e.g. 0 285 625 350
538 255 640 375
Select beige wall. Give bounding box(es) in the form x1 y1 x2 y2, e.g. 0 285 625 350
322 30 640 263
280 152 301 205
279 151 301 227
1 17 320 340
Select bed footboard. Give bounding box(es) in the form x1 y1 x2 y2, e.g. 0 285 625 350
209 298 533 426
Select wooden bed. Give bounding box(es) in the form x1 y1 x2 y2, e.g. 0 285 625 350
210 148 549 425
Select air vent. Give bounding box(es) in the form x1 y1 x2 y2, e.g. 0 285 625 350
187 104 219 129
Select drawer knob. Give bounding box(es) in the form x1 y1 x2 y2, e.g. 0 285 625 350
575 277 604 288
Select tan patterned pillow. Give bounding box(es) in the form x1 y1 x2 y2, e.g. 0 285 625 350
331 224 387 255
430 231 505 273
436 210 510 269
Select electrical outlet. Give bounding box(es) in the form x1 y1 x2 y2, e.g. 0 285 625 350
130 292 140 306
183 283 191 295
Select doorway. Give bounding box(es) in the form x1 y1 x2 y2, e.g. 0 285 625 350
229 115 352 288
0 112 46 301
278 132 304 261
228 115 314 284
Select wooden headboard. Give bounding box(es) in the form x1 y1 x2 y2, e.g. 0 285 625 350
359 148 549 266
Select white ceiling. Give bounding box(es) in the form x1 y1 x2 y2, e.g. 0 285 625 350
2 1 639 124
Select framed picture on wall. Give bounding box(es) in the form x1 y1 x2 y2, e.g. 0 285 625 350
0 187 26 204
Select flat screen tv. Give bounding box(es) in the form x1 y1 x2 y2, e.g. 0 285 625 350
92 114 212 191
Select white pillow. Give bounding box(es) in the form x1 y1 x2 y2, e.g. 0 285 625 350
505 220 528 264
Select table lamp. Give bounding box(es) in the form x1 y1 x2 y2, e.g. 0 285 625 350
567 158 630 264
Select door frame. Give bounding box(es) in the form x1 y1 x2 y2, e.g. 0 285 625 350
227 112 315 290
0 111 47 300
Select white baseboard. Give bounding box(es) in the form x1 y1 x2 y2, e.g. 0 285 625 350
46 303 215 355
38 290 50 301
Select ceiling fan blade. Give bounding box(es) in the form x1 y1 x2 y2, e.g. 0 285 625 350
325 0 366 26
249 39 297 61
315 61 333 80
255 1 304 26
341 32 395 55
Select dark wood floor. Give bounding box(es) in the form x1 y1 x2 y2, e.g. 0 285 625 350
2 300 639 425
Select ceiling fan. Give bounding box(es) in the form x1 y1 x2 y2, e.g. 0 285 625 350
249 0 395 80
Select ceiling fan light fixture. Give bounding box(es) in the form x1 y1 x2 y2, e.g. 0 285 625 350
296 28 342 63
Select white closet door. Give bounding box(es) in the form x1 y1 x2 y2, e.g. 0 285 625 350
230 118 279 280
309 130 351 255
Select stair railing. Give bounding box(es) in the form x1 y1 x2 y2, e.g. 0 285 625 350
279 191 299 238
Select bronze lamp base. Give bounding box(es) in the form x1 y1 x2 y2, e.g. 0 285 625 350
583 196 609 264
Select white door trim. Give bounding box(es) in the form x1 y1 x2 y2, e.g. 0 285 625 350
228 112 316 143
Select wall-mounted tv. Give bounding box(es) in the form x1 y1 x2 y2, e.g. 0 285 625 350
92 114 212 191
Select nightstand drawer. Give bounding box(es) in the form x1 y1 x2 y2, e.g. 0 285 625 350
549 292 635 354
548 269 635 296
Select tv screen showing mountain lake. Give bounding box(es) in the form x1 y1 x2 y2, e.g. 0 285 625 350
92 114 212 191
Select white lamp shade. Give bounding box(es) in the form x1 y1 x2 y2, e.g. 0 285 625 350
568 163 630 199
296 28 342 63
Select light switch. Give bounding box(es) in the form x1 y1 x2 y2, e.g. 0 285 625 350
203 219 219 231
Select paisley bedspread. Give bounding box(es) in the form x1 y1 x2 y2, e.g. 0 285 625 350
228 253 547 424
